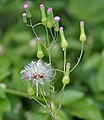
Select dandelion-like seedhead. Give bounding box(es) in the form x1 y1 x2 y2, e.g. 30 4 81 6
20 60 54 82
20 60 55 96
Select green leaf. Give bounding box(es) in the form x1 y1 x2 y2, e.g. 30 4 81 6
0 111 3 120
0 88 6 99
0 57 10 71
82 53 101 71
56 110 69 120
67 0 104 24
55 89 84 105
96 62 104 92
0 57 10 81
27 113 48 120
0 98 11 112
69 98 103 120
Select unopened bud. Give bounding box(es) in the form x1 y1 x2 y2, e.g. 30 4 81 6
62 63 71 85
36 38 44 59
23 4 32 18
60 27 68 49
27 84 35 96
40 4 47 26
47 7 53 28
79 21 86 42
54 16 61 32
22 13 27 23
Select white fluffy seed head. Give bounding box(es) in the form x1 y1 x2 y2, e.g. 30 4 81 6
20 60 55 84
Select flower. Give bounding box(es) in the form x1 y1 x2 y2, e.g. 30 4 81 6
24 4 29 9
20 60 55 96
54 16 61 22
59 27 64 30
36 37 40 41
40 4 44 9
47 7 52 13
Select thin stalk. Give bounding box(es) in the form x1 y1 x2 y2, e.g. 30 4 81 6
54 69 64 74
56 87 65 115
63 49 67 73
50 29 55 42
40 87 49 108
49 32 58 50
33 23 42 28
52 85 65 102
47 49 51 63
3 88 29 98
70 42 84 73
39 87 55 118
45 26 52 63
41 42 48 50
29 19 38 37
45 26 50 47
32 96 55 118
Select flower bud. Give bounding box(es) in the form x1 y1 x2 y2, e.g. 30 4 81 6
79 21 87 42
54 16 61 32
62 63 70 85
36 37 44 59
23 4 32 18
40 4 47 26
22 13 27 23
59 27 68 49
27 84 35 96
47 7 53 29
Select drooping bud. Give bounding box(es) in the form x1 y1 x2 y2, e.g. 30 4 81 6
27 83 35 97
59 27 68 49
22 13 27 23
40 4 47 26
62 63 70 85
36 37 44 59
54 16 61 32
79 21 87 42
47 7 53 29
23 4 32 18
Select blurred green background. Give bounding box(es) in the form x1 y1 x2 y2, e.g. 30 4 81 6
0 0 104 120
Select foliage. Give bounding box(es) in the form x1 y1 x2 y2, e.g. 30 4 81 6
0 0 104 120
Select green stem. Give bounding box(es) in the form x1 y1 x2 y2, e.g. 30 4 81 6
50 29 55 42
54 69 64 74
33 23 42 28
63 49 67 73
3 88 29 98
70 42 84 73
45 26 52 63
57 87 65 115
48 49 51 63
52 85 65 102
40 87 49 108
32 96 55 118
29 19 38 37
49 32 58 50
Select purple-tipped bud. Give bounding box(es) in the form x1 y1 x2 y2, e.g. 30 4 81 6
24 4 28 9
66 63 71 69
80 20 84 26
54 16 61 22
36 37 40 41
47 7 52 13
59 27 64 30
40 4 44 9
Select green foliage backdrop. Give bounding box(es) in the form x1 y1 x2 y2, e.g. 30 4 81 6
0 0 104 120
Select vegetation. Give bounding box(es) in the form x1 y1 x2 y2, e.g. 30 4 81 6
0 0 104 120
